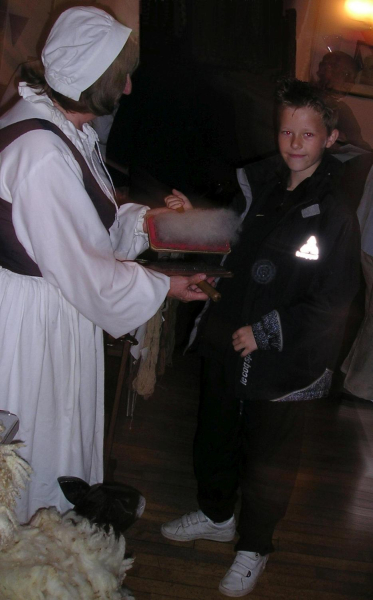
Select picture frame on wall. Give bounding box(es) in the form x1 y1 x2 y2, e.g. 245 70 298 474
309 34 373 100
352 40 373 99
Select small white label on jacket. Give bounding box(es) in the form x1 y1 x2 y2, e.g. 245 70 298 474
302 204 320 218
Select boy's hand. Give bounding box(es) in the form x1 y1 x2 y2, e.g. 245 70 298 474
164 189 193 211
232 326 258 357
168 273 209 302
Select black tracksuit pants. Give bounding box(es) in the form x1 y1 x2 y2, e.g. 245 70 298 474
194 357 307 556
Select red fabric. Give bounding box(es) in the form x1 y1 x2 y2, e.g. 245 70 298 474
147 215 230 254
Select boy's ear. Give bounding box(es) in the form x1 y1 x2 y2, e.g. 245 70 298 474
326 129 339 148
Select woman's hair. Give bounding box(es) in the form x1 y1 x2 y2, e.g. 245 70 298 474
21 35 139 116
275 77 338 134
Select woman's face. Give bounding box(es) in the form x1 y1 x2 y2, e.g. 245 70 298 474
123 74 132 95
110 74 132 113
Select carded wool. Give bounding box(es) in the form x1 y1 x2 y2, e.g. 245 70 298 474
154 208 241 246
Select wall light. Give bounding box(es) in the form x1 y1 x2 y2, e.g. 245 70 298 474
345 0 373 24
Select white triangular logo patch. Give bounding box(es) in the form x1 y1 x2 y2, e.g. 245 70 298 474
295 236 319 260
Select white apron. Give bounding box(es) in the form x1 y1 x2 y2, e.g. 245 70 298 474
0 268 104 522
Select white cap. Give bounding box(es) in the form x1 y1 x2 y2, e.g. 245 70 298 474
41 6 132 101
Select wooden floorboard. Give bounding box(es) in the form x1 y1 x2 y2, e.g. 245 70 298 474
106 347 373 599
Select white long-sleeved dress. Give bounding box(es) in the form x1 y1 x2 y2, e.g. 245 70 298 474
0 84 170 522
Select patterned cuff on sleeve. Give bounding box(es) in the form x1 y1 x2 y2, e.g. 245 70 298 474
252 310 283 351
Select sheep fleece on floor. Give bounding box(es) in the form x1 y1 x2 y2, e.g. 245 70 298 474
0 508 133 599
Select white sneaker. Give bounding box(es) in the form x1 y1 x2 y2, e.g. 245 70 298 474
219 551 268 597
161 510 236 542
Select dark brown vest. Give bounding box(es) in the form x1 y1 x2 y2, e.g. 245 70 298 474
0 118 116 276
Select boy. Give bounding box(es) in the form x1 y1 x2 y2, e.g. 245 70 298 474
161 79 361 597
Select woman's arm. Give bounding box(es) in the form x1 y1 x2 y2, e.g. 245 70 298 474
6 141 169 338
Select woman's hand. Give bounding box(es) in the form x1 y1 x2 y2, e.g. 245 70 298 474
168 273 209 302
164 189 193 211
232 326 258 357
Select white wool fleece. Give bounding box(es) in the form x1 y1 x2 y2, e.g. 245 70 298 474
0 508 133 600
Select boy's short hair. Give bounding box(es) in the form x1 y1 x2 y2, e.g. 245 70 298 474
275 78 338 134
21 36 139 117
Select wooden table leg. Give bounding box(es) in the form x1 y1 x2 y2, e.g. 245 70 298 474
104 338 132 480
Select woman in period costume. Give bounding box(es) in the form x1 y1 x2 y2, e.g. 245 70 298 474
0 6 207 522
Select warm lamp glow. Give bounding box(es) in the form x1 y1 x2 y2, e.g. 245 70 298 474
345 0 373 23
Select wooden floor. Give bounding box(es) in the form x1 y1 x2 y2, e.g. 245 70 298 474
106 344 373 600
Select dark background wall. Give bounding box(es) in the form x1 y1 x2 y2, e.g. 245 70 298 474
107 0 296 203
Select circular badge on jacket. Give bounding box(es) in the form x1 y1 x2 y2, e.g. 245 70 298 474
251 259 276 284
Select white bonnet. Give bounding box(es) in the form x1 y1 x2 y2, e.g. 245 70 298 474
41 6 132 101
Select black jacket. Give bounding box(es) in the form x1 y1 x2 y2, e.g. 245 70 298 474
199 153 361 401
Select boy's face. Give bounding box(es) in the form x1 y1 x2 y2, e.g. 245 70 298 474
278 106 338 182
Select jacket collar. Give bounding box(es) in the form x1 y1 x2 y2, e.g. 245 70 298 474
275 151 342 191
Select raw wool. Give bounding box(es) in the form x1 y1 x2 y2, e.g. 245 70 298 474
154 208 241 246
0 509 133 599
0 439 32 548
132 304 164 398
0 440 134 600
